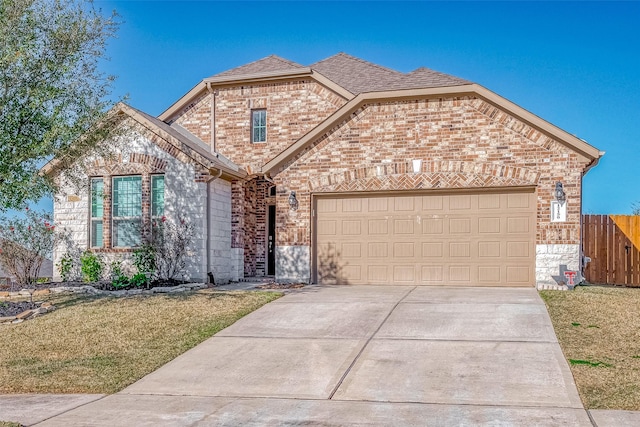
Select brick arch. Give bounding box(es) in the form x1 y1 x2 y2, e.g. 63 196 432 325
89 152 167 176
308 160 540 192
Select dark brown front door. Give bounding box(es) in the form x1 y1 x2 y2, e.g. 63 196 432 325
268 205 276 276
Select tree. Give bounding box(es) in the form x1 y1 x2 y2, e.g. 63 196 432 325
633 202 640 216
0 0 120 210
0 208 59 286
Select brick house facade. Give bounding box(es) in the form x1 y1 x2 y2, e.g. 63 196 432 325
51 53 602 288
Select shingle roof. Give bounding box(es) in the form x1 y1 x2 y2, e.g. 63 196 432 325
309 53 406 94
212 52 470 94
213 55 305 78
393 66 471 90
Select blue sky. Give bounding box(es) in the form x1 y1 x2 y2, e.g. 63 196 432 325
29 1 640 215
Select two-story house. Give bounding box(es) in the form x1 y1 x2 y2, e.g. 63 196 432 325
49 53 602 288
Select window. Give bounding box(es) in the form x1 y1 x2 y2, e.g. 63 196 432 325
112 176 142 247
251 109 266 143
151 175 165 218
90 178 104 248
89 174 166 249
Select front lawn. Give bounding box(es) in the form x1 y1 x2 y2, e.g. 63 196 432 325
541 285 640 409
0 290 281 394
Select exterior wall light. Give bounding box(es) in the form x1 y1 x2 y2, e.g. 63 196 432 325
288 191 298 210
555 182 566 205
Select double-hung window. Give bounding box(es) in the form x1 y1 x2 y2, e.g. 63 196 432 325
112 176 142 247
90 178 104 248
251 109 266 143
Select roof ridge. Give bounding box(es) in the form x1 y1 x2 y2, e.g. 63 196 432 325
314 52 402 76
334 52 403 75
212 54 303 78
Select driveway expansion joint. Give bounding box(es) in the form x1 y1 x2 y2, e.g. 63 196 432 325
327 286 416 400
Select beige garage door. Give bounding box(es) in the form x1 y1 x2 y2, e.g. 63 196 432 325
314 190 536 286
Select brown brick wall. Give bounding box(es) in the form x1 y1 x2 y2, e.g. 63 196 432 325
230 177 272 276
273 96 591 247
172 79 347 170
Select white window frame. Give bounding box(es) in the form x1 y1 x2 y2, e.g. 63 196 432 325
251 109 267 143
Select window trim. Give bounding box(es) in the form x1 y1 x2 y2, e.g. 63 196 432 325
111 175 143 248
90 177 104 248
251 109 267 143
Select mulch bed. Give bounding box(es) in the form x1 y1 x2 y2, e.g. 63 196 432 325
0 301 39 318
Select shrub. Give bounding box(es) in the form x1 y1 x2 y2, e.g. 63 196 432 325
80 251 103 282
129 272 148 288
142 217 194 281
0 209 59 286
57 253 75 282
133 244 155 275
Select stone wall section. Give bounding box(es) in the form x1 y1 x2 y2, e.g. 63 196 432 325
172 80 347 170
53 126 233 283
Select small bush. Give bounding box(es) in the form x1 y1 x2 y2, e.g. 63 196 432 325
133 244 155 275
129 272 148 288
80 251 103 282
57 253 75 282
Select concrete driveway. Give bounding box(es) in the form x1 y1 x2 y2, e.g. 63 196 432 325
35 285 592 426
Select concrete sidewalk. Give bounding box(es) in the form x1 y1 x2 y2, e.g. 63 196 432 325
3 285 640 425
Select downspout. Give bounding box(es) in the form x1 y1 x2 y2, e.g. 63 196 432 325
206 168 223 284
206 83 217 153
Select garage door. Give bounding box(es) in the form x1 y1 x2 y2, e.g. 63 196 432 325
314 190 536 286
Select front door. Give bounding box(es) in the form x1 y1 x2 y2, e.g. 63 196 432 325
267 205 276 276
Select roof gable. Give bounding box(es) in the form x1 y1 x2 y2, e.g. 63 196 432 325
43 103 246 180
263 84 602 174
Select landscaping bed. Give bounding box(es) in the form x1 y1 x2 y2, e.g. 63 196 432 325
0 290 281 394
541 285 640 410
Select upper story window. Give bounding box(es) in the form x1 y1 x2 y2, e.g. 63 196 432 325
112 176 142 248
90 178 104 248
251 109 266 143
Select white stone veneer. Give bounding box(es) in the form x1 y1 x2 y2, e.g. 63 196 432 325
535 244 581 290
276 245 310 283
53 129 234 284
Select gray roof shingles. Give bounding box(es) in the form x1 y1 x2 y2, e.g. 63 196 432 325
210 52 470 94
213 55 305 78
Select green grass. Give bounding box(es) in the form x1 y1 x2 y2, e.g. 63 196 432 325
0 290 281 394
541 285 640 409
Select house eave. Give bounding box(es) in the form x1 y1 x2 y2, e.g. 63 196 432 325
158 68 354 123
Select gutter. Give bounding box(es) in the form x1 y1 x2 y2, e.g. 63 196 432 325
206 83 217 153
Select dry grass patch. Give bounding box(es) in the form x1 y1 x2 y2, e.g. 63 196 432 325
540 285 640 409
0 290 281 394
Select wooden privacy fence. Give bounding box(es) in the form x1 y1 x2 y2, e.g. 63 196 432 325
583 215 640 286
